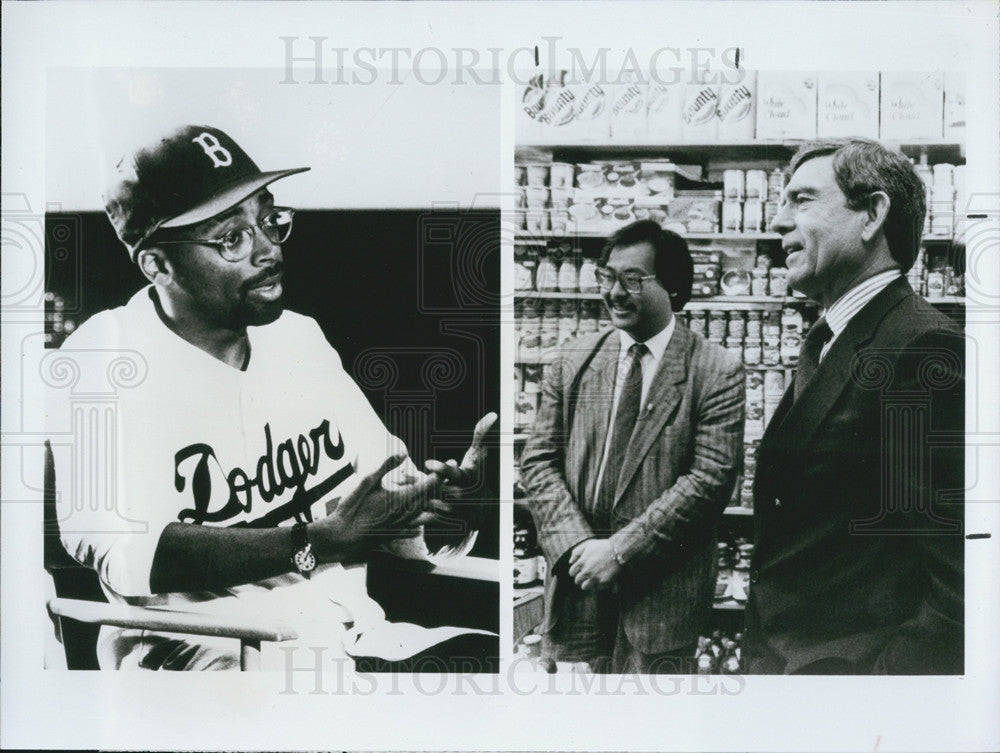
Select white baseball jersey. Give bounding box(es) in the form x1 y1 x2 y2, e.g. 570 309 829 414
48 286 416 664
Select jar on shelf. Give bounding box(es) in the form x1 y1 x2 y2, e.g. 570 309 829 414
780 307 803 334
763 310 782 339
514 245 536 291
536 250 559 292
762 337 781 366
722 200 743 232
769 267 788 297
767 168 786 202
724 336 744 361
550 162 575 189
708 310 727 339
557 246 580 293
926 270 945 298
744 339 762 365
746 311 763 339
751 267 769 297
727 310 747 338
743 198 764 233
578 256 598 294
578 301 600 335
746 170 768 201
781 331 801 366
746 370 764 401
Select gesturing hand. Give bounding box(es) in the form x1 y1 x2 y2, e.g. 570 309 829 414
568 539 622 592
423 412 497 490
308 454 446 561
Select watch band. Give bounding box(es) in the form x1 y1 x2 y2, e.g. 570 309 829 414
291 522 316 577
609 538 627 567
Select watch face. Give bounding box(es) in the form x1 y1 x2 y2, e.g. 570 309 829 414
293 547 316 573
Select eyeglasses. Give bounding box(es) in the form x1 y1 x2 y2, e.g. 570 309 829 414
595 268 658 294
156 207 295 262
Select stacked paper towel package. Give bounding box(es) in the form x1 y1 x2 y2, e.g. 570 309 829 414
519 70 964 142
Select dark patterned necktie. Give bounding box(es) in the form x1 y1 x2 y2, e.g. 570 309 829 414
794 318 833 401
595 343 648 523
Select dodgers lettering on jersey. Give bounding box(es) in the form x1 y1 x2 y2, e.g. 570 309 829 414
173 418 355 528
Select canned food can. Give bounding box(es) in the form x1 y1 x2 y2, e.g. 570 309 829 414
550 162 575 189
727 311 747 338
708 310 727 338
743 199 764 233
526 163 550 187
722 200 743 232
769 267 788 297
762 342 781 366
764 201 780 230
926 271 945 298
751 267 769 296
724 169 746 200
767 168 786 202
745 170 768 200
781 332 801 366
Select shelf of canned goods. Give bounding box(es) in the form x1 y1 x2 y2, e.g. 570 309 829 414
512 133 966 622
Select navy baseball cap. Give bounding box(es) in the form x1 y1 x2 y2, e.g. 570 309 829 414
103 125 310 260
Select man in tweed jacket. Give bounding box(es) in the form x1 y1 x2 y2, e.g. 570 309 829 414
521 221 745 673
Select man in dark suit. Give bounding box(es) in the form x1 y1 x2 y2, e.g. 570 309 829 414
520 221 745 673
747 138 965 675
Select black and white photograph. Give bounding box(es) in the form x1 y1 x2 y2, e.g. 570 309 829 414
2 2 999 752
38 66 502 673
512 67 966 677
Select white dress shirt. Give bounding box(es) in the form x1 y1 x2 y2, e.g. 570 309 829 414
820 269 903 361
593 315 676 499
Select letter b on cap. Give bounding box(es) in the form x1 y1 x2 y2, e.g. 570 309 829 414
192 132 233 168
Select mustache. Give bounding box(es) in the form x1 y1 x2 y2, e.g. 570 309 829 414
241 262 284 293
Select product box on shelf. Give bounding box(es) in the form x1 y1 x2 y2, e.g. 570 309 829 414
682 72 721 141
755 72 818 140
666 194 721 234
647 79 685 141
517 70 612 142
817 72 880 138
879 72 944 140
717 70 757 141
610 71 648 141
944 71 965 140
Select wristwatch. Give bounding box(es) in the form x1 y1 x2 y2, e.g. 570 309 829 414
291 522 316 577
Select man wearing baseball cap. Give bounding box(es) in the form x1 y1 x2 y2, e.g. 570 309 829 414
51 125 496 670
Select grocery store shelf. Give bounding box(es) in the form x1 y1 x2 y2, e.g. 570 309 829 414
515 230 960 245
516 140 965 164
514 291 964 307
514 231 781 242
514 291 814 308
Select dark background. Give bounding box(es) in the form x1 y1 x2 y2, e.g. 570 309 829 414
45 208 501 558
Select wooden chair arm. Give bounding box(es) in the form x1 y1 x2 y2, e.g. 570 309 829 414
47 597 298 643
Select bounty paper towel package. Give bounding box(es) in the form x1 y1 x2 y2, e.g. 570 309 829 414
879 72 944 139
610 71 648 140
682 72 720 141
647 79 685 141
944 72 965 140
817 72 879 138
717 70 757 140
756 72 818 139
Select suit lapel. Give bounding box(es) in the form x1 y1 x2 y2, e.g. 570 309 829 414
775 277 915 448
574 332 620 503
613 324 691 508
